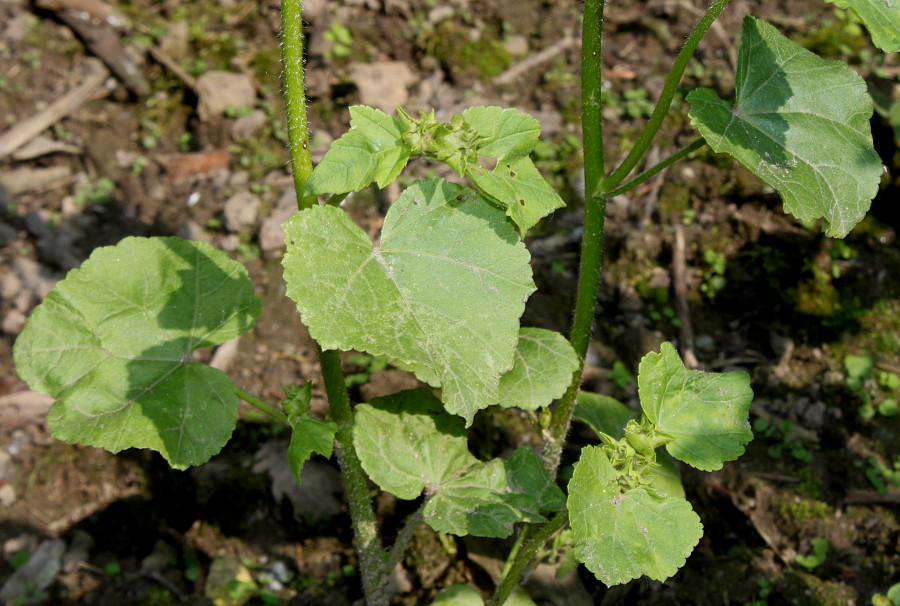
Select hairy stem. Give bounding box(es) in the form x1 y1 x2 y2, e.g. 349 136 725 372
235 389 288 425
280 3 386 603
487 512 569 606
280 0 316 208
384 503 425 577
543 0 607 475
603 138 706 197
321 346 387 606
599 0 732 194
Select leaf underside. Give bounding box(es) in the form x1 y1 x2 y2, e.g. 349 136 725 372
13 237 261 469
687 16 882 237
283 179 535 425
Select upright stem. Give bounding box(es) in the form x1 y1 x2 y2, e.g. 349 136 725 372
280 3 385 604
542 0 607 475
280 0 316 209
599 0 732 194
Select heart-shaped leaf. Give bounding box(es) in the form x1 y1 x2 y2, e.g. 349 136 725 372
13 237 261 469
638 343 753 471
687 16 883 237
283 179 535 424
498 328 579 411
568 446 702 585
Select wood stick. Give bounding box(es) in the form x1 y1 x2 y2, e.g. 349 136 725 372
673 223 699 368
0 60 109 159
494 35 578 85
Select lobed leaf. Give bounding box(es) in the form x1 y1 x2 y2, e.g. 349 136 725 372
283 179 535 424
462 106 541 161
498 328 579 411
287 417 338 483
354 389 552 538
826 0 899 52
687 16 883 237
468 156 566 233
306 106 411 194
567 446 703 585
13 237 261 469
637 343 753 471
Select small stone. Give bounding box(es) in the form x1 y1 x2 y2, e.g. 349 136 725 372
2 310 26 335
0 270 21 302
219 234 240 252
0 483 12 507
504 35 529 56
349 61 417 112
196 71 257 121
13 258 57 301
258 188 299 255
175 220 211 243
158 21 190 61
223 191 261 232
230 110 267 140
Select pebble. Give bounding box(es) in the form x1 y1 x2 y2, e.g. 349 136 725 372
258 188 299 255
0 484 16 507
230 110 267 140
223 191 261 232
0 221 16 248
349 61 417 112
1 309 26 335
196 71 257 121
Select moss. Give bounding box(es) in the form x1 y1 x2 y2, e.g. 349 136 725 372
428 24 512 81
779 496 831 520
657 182 690 224
776 570 857 605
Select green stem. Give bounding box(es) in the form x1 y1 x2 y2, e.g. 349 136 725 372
487 512 569 606
280 3 385 603
599 0 732 195
236 389 289 425
603 138 706 197
383 502 425 576
320 346 387 606
543 0 606 475
280 0 316 209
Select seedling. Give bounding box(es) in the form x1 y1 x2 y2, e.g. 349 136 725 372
844 354 900 418
323 21 353 59
752 417 815 462
794 537 829 572
743 578 773 606
12 0 895 604
860 455 900 493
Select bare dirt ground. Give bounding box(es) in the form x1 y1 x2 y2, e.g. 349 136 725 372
0 0 898 604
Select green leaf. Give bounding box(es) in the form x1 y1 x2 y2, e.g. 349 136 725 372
826 0 900 52
468 157 565 233
647 452 685 499
283 179 535 424
638 343 753 471
431 585 483 606
686 16 883 237
353 388 473 500
13 237 260 469
568 445 703 585
353 389 547 537
498 328 579 411
574 392 637 440
462 106 541 161
306 106 411 194
287 417 338 482
505 447 565 512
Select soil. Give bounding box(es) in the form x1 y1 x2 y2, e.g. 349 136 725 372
1 0 898 604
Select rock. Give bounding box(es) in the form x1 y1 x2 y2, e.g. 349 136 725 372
219 234 240 252
165 150 231 185
0 166 72 195
349 61 417 112
0 484 15 507
0 270 20 302
0 221 16 247
12 257 58 307
2 309 26 335
175 220 211 243
230 110 267 140
196 71 257 121
0 540 65 603
205 557 255 606
223 191 261 232
61 530 93 574
504 35 529 56
301 0 327 23
158 21 190 61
